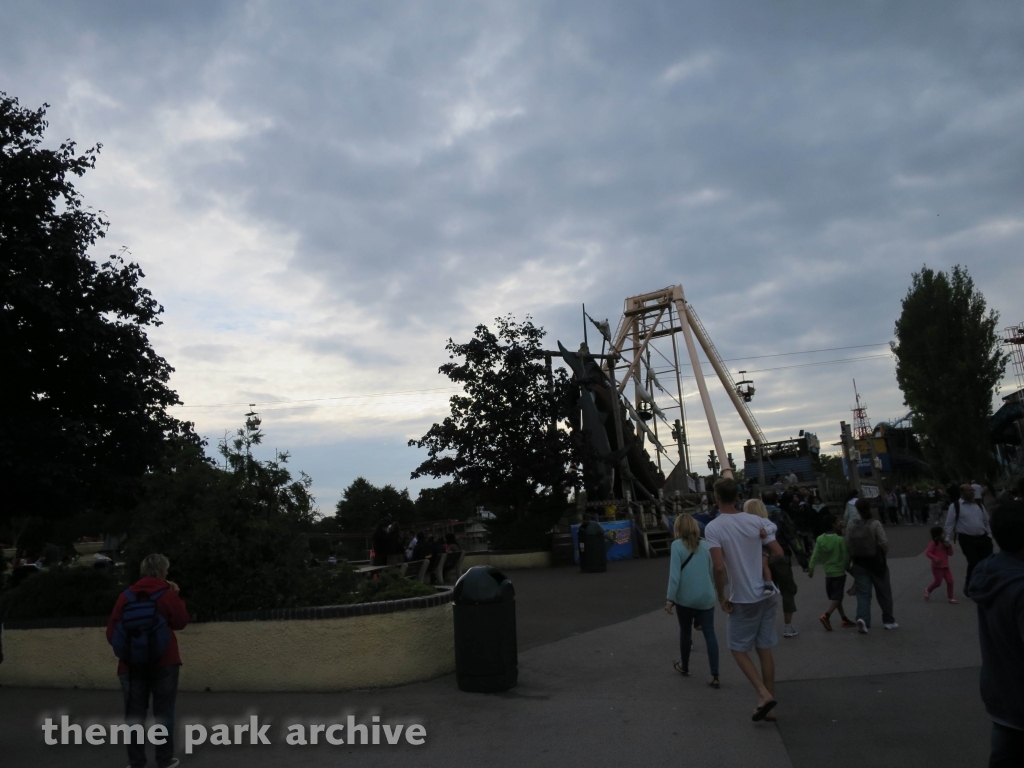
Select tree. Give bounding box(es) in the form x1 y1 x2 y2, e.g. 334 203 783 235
125 418 343 621
324 477 416 533
891 265 1007 481
0 93 191 532
408 316 577 539
415 482 478 521
818 453 846 481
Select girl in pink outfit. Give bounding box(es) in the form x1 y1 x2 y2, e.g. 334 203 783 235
924 526 957 603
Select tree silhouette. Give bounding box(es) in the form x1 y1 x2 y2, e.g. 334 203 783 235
891 265 1007 480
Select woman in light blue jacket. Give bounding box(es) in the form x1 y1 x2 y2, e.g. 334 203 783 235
664 513 720 687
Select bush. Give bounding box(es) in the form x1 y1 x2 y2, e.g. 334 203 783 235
122 417 371 619
485 493 567 550
357 568 435 603
1 567 123 620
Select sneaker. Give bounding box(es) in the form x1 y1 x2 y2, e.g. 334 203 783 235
840 618 856 628
783 624 798 638
923 591 930 601
949 598 959 604
857 618 869 634
819 613 833 631
158 760 181 768
884 622 899 630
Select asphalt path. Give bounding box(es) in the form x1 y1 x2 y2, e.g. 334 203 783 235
0 523 990 767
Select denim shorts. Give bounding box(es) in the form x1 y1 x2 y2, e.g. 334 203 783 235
727 597 778 652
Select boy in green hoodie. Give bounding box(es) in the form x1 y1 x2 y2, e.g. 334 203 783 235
808 513 855 630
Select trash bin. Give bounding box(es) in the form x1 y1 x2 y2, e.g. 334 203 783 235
578 520 608 573
452 566 518 693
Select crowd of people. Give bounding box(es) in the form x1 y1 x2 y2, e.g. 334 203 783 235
369 520 462 584
665 474 1024 746
12 470 1020 767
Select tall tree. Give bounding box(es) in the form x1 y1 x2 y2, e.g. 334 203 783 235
326 478 416 533
891 265 1007 480
0 93 190 529
408 316 577 518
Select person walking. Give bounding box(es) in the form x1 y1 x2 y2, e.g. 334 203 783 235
845 498 898 633
665 514 720 688
748 496 800 638
842 489 860 531
898 487 912 525
884 488 899 527
106 553 189 768
706 477 784 722
969 498 1024 766
926 485 940 524
808 513 855 630
924 526 957 604
944 484 994 598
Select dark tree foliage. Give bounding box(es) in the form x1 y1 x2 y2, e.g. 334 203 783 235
0 93 190 528
1 566 122 621
414 482 478 521
892 265 1007 481
409 316 578 538
124 417 352 621
322 477 417 533
818 453 846 481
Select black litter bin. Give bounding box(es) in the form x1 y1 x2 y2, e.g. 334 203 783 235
578 520 608 573
452 566 518 693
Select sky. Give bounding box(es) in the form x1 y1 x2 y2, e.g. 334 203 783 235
3 1 1023 511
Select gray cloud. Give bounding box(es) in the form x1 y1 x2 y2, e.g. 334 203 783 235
3 0 1022 500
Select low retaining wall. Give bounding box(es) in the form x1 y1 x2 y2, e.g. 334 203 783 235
462 549 551 570
0 592 454 693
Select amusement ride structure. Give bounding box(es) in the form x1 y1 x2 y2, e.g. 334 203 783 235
558 284 771 508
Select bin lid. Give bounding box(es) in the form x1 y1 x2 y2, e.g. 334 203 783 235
581 520 605 535
453 565 515 604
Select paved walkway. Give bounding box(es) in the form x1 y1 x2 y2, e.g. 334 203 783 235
0 526 990 767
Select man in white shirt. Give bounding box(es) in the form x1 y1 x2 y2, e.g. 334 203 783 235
706 476 785 722
787 470 798 487
945 484 993 597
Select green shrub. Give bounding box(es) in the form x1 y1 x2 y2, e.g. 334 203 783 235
124 423 363 620
357 568 435 603
2 567 123 620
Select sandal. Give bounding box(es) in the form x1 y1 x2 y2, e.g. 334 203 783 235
708 675 720 689
752 700 777 721
673 661 689 676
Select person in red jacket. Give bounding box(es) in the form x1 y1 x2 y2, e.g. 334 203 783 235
106 553 190 768
924 526 958 604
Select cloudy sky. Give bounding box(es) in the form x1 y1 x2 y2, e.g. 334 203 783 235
4 1 1023 509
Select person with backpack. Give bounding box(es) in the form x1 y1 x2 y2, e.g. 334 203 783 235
845 498 898 633
106 553 190 768
944 483 993 598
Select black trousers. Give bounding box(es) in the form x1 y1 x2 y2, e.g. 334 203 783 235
959 534 994 597
990 722 1024 767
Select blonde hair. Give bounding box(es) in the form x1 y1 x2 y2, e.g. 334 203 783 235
140 553 170 578
673 514 701 553
744 499 769 519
